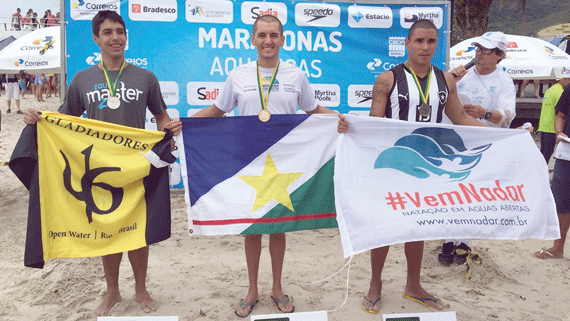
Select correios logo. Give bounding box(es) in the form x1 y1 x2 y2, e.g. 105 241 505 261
86 52 102 65
132 4 141 13
73 0 85 8
375 127 491 182
561 67 570 75
14 59 24 66
455 46 475 56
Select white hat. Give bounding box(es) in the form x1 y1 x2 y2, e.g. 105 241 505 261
472 32 508 52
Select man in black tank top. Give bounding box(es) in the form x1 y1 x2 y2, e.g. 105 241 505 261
339 19 487 313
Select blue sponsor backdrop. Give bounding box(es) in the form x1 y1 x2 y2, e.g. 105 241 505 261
65 0 450 187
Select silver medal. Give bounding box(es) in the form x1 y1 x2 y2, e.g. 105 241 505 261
107 96 121 109
418 103 431 117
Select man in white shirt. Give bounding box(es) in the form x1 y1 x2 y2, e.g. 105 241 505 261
193 14 335 318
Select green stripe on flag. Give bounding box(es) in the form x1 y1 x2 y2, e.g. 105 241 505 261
241 157 337 234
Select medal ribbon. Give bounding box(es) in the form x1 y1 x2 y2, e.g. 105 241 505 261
257 61 280 111
406 61 432 106
102 60 126 97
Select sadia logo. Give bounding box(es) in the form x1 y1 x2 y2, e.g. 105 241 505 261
132 4 142 13
241 1 287 25
374 127 491 182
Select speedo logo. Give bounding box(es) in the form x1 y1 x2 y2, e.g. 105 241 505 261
303 8 334 22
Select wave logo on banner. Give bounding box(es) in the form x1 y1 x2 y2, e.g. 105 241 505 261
374 128 491 182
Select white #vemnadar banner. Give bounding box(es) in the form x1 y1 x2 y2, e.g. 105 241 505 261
65 0 450 188
334 115 559 257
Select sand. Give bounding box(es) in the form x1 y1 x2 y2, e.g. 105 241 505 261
0 94 569 321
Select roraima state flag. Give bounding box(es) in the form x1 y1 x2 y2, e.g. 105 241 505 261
9 112 175 268
179 114 338 235
334 115 559 257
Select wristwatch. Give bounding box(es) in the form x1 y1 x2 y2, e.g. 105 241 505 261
484 110 492 120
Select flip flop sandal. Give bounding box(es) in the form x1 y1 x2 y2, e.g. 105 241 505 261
271 295 295 313
402 294 449 309
235 299 258 318
362 296 381 314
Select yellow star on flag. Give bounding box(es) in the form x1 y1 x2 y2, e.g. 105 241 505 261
239 153 303 213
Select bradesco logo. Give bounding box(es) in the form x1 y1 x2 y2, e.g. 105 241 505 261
71 0 120 20
347 84 373 107
295 3 340 27
348 6 392 28
241 1 287 25
129 0 177 22
185 0 233 24
187 82 225 106
400 7 443 29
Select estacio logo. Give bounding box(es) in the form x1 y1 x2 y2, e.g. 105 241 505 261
374 127 491 182
348 6 392 28
352 11 363 23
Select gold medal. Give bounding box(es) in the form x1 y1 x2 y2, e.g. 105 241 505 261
258 109 271 122
107 96 121 109
418 103 431 117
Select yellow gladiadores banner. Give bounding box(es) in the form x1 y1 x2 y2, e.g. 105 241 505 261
36 112 169 261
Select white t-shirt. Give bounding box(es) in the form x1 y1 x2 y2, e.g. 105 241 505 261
456 66 516 128
214 61 318 116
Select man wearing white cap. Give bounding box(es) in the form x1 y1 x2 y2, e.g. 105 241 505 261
438 31 516 265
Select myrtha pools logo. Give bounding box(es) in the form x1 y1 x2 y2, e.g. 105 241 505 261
374 128 491 181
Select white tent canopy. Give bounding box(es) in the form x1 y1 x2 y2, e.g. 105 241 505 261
450 34 570 80
0 26 60 74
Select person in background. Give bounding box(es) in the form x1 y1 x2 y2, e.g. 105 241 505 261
537 77 570 163
534 82 570 260
18 71 28 99
441 31 516 265
4 74 23 114
12 8 22 30
34 74 46 102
